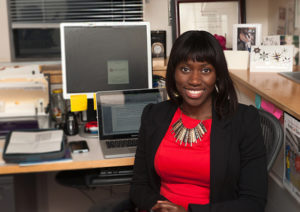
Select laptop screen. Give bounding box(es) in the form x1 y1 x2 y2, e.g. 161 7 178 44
96 88 167 140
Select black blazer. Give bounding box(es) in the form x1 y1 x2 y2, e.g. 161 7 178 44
130 100 267 212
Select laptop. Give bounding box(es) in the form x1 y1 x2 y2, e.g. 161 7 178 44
279 72 300 84
96 88 167 159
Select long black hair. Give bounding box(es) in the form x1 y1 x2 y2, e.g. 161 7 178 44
166 30 238 119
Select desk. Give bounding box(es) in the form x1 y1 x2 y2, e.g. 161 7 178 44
229 69 300 120
0 134 135 212
0 135 134 175
230 69 300 211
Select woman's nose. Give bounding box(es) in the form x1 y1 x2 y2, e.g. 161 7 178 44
188 70 201 86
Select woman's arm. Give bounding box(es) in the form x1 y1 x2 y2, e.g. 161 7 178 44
189 106 268 212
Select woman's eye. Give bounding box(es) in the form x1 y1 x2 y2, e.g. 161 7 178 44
202 67 211 73
181 67 190 72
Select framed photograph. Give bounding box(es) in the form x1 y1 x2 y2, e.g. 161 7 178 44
263 35 300 65
173 0 246 49
262 35 281 45
233 24 262 52
280 35 300 65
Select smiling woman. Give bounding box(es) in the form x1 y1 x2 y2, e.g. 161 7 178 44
130 30 268 212
166 30 237 119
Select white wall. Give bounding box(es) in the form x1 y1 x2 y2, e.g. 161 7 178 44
0 0 11 62
144 0 172 57
246 0 269 38
268 0 299 35
0 0 299 63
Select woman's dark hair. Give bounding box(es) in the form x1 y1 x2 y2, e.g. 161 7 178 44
166 30 238 119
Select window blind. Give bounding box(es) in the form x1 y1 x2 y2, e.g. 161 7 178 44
10 0 144 27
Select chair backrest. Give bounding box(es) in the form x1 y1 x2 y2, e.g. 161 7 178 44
258 109 284 171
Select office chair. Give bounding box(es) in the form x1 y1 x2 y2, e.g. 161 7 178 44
258 109 284 171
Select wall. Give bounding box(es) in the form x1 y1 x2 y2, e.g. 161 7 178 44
246 0 269 38
144 0 173 57
2 0 300 63
0 0 11 62
268 0 300 35
0 0 173 63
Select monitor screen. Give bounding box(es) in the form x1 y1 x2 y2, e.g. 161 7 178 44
60 22 152 99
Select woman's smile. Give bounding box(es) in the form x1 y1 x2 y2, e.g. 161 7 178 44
185 88 205 99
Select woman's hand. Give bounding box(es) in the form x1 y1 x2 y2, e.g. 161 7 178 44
151 200 187 212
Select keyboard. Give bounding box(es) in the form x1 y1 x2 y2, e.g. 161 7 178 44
105 138 138 148
88 166 134 186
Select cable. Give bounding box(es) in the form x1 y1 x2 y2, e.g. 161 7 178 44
77 188 96 204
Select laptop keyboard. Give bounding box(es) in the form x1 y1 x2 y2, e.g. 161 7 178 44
105 138 138 148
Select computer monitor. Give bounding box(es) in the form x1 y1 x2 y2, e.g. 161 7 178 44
60 22 152 99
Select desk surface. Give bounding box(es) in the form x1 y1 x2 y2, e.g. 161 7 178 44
0 135 134 175
230 69 300 120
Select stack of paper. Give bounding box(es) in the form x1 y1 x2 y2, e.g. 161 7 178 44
0 65 49 117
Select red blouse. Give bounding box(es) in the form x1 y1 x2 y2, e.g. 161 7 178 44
154 108 212 210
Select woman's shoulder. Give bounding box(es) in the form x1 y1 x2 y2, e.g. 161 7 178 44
142 100 177 120
145 100 176 112
234 103 260 122
236 103 258 114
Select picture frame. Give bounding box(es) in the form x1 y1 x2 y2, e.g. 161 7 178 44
280 35 300 65
262 35 300 65
233 24 262 52
262 35 281 45
172 0 246 49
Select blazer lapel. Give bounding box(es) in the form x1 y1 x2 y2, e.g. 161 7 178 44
210 107 233 202
149 102 177 169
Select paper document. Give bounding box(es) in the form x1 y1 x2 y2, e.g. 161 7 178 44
283 113 300 203
5 130 63 154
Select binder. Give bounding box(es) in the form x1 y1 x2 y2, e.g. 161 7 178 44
2 129 66 163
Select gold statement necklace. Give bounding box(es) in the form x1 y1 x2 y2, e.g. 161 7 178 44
171 111 207 147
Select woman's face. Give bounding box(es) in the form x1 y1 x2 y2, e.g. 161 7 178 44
175 59 217 111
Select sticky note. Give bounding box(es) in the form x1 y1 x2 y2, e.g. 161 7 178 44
273 108 283 119
255 94 261 109
261 99 275 114
70 95 87 112
93 93 97 110
260 99 282 120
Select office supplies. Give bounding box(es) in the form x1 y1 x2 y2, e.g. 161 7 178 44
0 118 39 139
69 140 89 154
70 94 87 112
87 166 134 186
283 113 300 202
64 112 78 136
2 129 66 163
0 65 50 134
96 88 167 159
84 121 98 134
